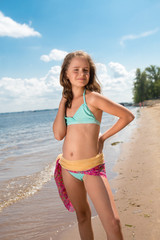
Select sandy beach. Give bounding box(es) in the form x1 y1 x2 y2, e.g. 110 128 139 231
59 103 160 240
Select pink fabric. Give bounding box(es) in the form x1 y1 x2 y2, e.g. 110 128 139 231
54 157 107 212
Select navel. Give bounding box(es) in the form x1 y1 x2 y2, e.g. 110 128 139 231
70 152 74 157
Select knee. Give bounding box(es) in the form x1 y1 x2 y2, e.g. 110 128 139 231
110 218 122 234
76 208 91 224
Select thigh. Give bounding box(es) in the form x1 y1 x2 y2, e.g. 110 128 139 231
84 175 119 225
101 176 120 219
62 168 90 213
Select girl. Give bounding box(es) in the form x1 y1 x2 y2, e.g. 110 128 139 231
53 51 134 240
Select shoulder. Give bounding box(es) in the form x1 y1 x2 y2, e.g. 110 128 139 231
86 90 124 113
86 90 134 119
86 90 103 101
85 90 112 112
86 90 109 107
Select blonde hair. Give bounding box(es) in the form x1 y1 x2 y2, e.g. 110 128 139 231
60 50 101 108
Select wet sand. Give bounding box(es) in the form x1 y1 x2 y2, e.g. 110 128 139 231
59 103 160 239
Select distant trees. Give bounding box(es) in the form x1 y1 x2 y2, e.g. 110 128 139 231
133 65 160 103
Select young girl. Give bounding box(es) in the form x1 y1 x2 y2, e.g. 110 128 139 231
53 51 134 240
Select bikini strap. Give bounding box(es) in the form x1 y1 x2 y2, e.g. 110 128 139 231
83 89 86 104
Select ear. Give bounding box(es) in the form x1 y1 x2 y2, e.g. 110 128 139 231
66 71 69 79
65 73 70 81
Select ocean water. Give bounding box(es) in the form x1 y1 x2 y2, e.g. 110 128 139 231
0 107 138 239
0 110 59 211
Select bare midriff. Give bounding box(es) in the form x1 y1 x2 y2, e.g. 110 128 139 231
62 124 100 160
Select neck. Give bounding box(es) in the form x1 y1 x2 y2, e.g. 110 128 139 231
72 87 85 98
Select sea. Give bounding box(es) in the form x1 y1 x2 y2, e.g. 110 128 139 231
0 107 139 240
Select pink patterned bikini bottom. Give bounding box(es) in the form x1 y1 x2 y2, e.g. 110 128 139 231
54 153 107 212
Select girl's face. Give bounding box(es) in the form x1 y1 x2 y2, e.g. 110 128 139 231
66 57 90 88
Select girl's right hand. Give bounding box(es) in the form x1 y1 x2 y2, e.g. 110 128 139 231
60 96 67 104
98 137 104 153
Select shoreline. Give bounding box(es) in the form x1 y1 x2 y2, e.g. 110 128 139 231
59 103 160 239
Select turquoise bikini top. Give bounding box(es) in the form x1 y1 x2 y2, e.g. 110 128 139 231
65 89 100 126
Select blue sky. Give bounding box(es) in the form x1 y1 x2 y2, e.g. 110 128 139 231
0 0 160 113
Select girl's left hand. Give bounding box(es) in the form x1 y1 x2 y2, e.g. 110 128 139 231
98 137 104 153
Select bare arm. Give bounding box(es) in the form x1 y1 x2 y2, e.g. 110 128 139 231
53 97 67 141
92 93 135 152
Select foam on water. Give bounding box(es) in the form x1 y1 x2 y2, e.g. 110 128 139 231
0 162 56 212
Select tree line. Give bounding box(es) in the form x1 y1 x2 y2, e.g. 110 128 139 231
133 65 160 103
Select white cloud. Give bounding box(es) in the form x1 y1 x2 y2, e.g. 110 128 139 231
108 62 128 77
0 66 62 112
96 63 113 91
0 11 41 38
0 77 49 97
41 66 61 88
0 61 136 112
120 28 159 46
40 49 68 62
96 62 135 102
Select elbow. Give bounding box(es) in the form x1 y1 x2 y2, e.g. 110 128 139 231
53 122 66 141
53 128 66 141
128 112 135 123
54 133 65 141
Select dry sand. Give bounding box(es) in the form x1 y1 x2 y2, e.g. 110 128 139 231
59 103 160 240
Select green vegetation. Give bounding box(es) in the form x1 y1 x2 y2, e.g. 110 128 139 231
111 141 123 146
133 65 160 103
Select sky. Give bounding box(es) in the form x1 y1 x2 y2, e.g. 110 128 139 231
0 0 160 113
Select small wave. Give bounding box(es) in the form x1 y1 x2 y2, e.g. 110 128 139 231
0 145 19 154
0 163 55 212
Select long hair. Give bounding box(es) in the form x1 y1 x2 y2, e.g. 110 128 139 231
60 50 101 108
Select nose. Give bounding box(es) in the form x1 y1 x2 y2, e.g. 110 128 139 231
79 69 85 76
80 71 84 76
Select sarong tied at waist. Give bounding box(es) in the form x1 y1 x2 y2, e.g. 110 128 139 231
59 153 104 171
54 153 107 212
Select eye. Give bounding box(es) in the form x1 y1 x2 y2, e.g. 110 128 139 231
73 68 78 72
84 69 89 73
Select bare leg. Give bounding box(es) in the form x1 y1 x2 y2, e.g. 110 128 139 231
101 176 120 219
84 175 123 240
62 168 94 240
